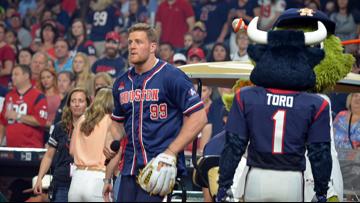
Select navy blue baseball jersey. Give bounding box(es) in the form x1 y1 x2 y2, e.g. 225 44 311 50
91 56 126 78
112 59 204 176
87 6 121 42
226 86 331 171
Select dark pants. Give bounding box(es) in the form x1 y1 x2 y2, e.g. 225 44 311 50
52 186 69 202
117 175 164 202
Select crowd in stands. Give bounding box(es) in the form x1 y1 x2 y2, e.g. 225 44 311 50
0 0 359 201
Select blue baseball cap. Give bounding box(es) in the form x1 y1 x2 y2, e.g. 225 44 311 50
273 8 335 34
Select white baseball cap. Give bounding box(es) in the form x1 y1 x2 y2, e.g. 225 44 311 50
173 53 187 63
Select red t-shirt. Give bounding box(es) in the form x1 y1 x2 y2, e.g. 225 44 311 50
0 44 15 87
156 0 194 48
0 87 48 148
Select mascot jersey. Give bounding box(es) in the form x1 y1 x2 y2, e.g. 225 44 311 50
227 86 331 171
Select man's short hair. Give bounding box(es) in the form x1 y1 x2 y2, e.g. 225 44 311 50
58 71 76 82
128 23 158 43
13 64 32 79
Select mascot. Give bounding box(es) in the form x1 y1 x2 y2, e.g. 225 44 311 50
215 8 355 202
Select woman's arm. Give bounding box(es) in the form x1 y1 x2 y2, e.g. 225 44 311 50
33 146 56 194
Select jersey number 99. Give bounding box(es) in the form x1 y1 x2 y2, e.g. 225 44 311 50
150 103 168 120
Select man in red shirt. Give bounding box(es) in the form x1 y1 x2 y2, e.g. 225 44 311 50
0 24 16 88
0 64 48 148
155 0 195 48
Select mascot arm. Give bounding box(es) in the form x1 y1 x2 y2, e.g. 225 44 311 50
307 142 332 198
218 131 248 189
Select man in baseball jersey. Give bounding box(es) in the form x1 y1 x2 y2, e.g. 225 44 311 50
103 23 207 202
0 64 48 148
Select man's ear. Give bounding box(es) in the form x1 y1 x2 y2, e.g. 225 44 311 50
150 42 157 54
247 44 267 62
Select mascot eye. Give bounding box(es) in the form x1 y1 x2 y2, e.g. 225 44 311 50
309 42 324 49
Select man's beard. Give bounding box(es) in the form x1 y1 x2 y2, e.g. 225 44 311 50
106 48 118 58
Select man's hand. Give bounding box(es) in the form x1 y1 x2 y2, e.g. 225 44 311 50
5 108 17 120
215 187 233 202
103 183 113 202
33 179 43 195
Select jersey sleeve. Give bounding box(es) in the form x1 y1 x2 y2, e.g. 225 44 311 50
307 99 331 143
33 94 48 127
167 71 204 116
0 97 7 125
225 90 248 138
111 80 125 123
47 123 61 148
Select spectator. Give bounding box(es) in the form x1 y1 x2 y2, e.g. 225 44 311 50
208 42 231 62
223 0 258 54
5 29 19 54
125 0 149 28
194 0 230 46
17 48 34 66
173 53 187 67
334 93 360 150
69 19 97 66
53 71 76 125
9 12 32 48
257 0 286 31
91 31 127 78
324 0 336 16
305 0 321 10
0 64 48 148
18 0 37 19
207 87 232 138
39 22 58 60
158 42 174 63
199 85 213 153
30 10 53 40
155 0 195 49
73 52 95 97
33 88 90 202
187 47 206 64
69 87 114 202
54 38 73 73
231 30 250 61
0 85 8 115
191 21 209 55
0 24 16 88
182 32 193 54
330 0 360 53
87 0 122 57
93 72 113 92
119 30 129 59
30 52 50 85
38 68 62 127
51 2 71 33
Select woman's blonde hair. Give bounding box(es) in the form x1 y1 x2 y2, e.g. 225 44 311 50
61 88 91 133
94 72 113 90
72 52 94 95
80 87 114 135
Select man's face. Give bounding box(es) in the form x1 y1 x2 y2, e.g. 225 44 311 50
57 73 73 95
31 55 47 76
105 40 119 58
55 41 69 59
192 28 206 44
11 67 28 88
128 31 156 65
159 44 174 62
10 16 21 29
